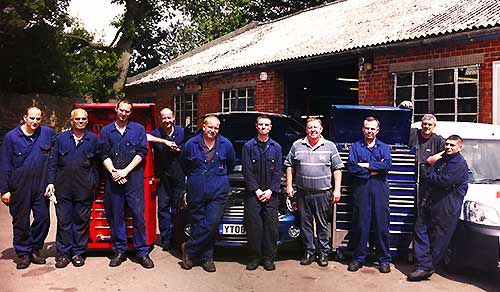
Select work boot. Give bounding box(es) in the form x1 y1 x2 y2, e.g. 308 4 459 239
137 255 154 269
72 255 85 267
246 257 260 270
31 251 46 265
55 256 71 269
407 269 434 281
180 242 193 270
16 255 31 269
202 260 216 272
317 254 329 267
347 261 362 272
299 253 315 265
109 253 127 267
379 263 391 273
262 259 276 271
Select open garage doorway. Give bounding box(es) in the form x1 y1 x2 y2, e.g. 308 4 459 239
285 60 358 132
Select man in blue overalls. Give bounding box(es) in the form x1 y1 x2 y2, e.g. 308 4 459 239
242 115 282 271
46 108 99 268
98 100 154 269
346 116 392 273
1 106 56 269
408 135 468 281
179 115 236 272
147 107 185 251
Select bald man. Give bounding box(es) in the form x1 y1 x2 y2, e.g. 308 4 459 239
47 108 99 268
1 107 56 269
147 108 186 251
179 115 236 272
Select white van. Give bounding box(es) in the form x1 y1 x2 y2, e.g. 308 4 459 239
412 121 500 279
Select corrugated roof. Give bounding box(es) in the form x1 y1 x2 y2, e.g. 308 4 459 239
126 0 500 86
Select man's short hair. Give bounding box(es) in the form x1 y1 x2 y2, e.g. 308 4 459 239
25 106 43 117
306 117 322 126
204 115 220 125
256 114 272 124
70 108 88 119
446 134 463 144
421 114 437 123
364 116 380 128
116 100 133 109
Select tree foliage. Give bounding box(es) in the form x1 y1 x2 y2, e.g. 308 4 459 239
0 0 337 99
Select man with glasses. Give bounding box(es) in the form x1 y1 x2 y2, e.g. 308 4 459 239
98 100 154 269
0 106 56 269
46 108 99 268
408 135 468 281
179 115 236 272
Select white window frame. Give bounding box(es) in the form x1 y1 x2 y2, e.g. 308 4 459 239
221 87 255 112
394 65 480 122
174 93 197 131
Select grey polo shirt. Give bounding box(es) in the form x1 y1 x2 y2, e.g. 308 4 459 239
284 137 344 191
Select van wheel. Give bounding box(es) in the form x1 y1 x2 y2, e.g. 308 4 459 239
444 242 464 274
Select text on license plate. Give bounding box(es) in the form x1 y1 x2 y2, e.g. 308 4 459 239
219 224 246 235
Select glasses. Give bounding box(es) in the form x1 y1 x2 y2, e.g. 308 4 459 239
28 117 42 121
445 142 456 147
118 109 131 113
422 122 434 126
74 117 87 121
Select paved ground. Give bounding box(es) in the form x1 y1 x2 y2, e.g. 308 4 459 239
1 205 498 292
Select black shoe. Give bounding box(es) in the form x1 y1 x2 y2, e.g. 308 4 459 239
180 242 193 270
262 259 275 271
347 261 362 272
317 254 329 267
161 242 171 252
379 263 391 273
31 251 46 265
300 253 315 266
109 253 127 267
55 256 71 269
407 269 434 281
137 255 154 269
72 255 85 267
202 260 216 272
246 258 260 270
16 255 31 269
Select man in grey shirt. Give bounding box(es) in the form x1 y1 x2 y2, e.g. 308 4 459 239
408 114 445 164
285 117 343 267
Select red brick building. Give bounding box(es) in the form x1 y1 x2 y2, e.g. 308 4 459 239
125 0 500 130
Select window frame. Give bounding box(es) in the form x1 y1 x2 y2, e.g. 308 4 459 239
221 87 255 112
393 65 479 122
174 92 198 132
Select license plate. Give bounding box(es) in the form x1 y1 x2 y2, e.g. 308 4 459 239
219 224 246 235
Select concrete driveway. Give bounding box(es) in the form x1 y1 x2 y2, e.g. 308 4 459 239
1 205 497 292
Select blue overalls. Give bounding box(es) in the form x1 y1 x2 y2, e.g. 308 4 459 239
241 138 282 260
347 139 392 265
48 130 99 258
413 152 468 271
0 125 55 256
149 125 185 245
179 133 236 262
98 121 149 256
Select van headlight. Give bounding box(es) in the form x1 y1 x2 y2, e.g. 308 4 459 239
464 201 500 226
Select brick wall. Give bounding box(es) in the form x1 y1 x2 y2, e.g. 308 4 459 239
125 69 285 127
359 38 500 123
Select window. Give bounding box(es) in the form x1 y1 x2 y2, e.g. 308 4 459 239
174 93 197 132
394 65 479 122
221 87 255 112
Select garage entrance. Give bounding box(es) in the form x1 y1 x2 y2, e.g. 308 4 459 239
285 60 358 131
